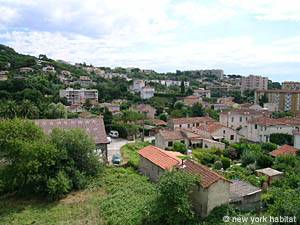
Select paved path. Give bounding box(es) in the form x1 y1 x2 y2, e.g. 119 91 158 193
107 136 155 164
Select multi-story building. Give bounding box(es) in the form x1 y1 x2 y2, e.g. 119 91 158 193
59 88 98 105
193 88 211 98
246 117 300 142
282 81 300 90
167 116 215 130
255 89 300 113
241 75 268 91
195 69 224 79
140 86 155 99
220 109 271 130
131 80 145 92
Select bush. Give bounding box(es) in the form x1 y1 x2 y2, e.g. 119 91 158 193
221 156 231 170
172 141 187 154
46 171 72 200
270 133 293 146
213 160 223 170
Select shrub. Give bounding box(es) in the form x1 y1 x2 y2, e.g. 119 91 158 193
172 141 187 154
221 157 231 170
46 171 72 200
270 133 293 146
213 160 223 170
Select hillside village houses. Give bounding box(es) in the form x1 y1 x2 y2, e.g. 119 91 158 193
42 65 56 73
182 95 202 106
281 81 300 90
133 104 156 119
59 88 98 105
0 71 8 81
19 67 34 73
138 145 230 217
193 88 211 98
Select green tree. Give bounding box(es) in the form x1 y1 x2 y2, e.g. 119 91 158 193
172 141 187 154
191 103 206 117
44 102 67 119
149 170 198 225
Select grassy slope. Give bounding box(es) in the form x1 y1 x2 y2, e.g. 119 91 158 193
0 167 155 225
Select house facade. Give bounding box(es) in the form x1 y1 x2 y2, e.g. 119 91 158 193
59 88 98 105
246 117 300 142
167 116 215 130
138 146 230 217
140 86 155 99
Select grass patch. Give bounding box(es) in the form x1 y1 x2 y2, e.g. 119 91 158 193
0 167 155 225
120 141 150 167
100 167 156 225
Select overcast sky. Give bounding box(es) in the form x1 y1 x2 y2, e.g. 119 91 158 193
1 0 300 82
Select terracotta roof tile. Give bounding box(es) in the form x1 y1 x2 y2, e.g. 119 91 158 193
170 116 215 125
33 118 108 144
158 130 184 140
180 160 230 188
138 145 183 170
270 144 298 157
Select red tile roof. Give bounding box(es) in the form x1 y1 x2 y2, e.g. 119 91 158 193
158 130 184 141
180 160 230 188
33 117 109 144
139 145 184 170
250 117 300 126
170 116 215 125
270 144 298 157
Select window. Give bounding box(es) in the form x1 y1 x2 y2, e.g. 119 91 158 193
168 141 172 147
230 135 234 140
231 117 234 122
255 124 258 129
223 130 225 134
240 117 242 122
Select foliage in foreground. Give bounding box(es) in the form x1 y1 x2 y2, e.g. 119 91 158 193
0 119 102 200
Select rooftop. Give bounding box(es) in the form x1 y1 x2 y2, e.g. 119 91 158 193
180 160 230 188
158 129 184 141
170 116 215 125
138 145 183 170
33 118 108 144
229 180 261 203
270 145 298 157
256 167 283 177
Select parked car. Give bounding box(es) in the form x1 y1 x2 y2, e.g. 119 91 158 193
112 153 122 165
107 136 112 143
109 130 119 138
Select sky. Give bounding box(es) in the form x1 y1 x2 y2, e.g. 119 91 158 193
0 0 300 82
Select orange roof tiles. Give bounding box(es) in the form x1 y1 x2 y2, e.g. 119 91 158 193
138 145 183 170
170 116 215 125
181 160 230 188
270 144 298 157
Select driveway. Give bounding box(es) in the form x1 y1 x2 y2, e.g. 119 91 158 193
107 136 155 164
107 138 129 164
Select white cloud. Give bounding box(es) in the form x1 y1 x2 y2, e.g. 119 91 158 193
221 0 300 21
173 1 237 26
0 6 19 24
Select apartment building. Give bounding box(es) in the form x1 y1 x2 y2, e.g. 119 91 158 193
282 81 300 90
59 88 98 105
241 75 268 91
167 116 215 130
255 89 300 113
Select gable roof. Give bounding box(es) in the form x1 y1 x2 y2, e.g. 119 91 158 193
180 160 230 188
33 117 109 144
135 104 156 113
138 145 183 170
158 129 184 141
229 180 261 203
270 144 298 157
